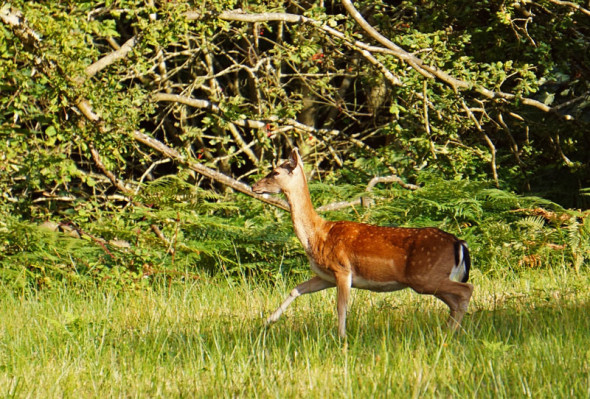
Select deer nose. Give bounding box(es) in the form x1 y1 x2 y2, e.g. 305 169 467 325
252 183 263 193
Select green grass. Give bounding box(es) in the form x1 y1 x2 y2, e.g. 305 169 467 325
1 267 590 398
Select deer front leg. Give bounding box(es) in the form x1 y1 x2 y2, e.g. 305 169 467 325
266 276 335 325
335 272 353 338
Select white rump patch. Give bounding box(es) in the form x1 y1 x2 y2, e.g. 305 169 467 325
450 243 467 282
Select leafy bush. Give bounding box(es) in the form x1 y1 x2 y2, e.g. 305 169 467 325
6 171 587 290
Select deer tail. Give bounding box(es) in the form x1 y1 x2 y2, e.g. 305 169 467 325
451 240 471 283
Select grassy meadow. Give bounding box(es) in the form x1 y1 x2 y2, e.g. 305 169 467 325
1 266 590 398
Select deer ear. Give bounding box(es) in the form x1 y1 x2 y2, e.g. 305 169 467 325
289 147 301 169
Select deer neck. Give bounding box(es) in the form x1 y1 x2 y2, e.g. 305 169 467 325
282 176 326 252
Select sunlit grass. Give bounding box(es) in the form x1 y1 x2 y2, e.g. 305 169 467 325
1 267 590 397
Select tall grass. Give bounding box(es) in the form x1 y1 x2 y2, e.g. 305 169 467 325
1 266 590 398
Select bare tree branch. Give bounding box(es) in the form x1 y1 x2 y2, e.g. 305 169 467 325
316 175 418 212
85 36 138 78
542 0 590 16
213 7 572 119
131 130 291 211
339 0 573 119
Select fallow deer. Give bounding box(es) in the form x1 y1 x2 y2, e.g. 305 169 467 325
252 148 473 338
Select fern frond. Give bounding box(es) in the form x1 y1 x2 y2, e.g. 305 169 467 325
515 216 546 231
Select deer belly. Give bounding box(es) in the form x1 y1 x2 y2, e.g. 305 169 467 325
352 274 407 292
309 260 336 283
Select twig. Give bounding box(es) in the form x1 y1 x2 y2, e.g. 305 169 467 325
423 81 436 159
366 175 419 191
316 175 418 212
542 0 590 16
33 194 76 203
135 158 171 195
460 99 499 187
227 122 259 165
88 142 134 196
84 36 138 78
151 224 175 256
64 223 117 259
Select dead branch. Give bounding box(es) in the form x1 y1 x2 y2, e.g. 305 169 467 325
85 36 138 78
89 142 134 196
216 8 572 119
542 0 590 16
131 130 291 211
316 175 418 212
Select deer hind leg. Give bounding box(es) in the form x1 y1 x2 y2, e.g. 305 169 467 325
266 276 334 325
434 280 474 331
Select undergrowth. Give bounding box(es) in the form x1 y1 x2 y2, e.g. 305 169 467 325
0 174 588 290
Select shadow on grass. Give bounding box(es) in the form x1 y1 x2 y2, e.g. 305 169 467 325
152 296 590 353
467 297 590 342
95 287 590 367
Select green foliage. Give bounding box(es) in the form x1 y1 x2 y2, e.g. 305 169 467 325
2 0 589 215
0 173 306 289
1 165 588 289
0 1 589 289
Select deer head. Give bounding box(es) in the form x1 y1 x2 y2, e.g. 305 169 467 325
252 148 303 195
